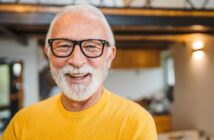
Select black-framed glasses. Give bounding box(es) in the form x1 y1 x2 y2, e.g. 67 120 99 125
48 38 110 58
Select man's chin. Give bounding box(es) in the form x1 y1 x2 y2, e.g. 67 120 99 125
67 96 92 102
62 89 94 102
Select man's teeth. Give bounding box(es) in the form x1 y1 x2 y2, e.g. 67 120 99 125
68 73 88 78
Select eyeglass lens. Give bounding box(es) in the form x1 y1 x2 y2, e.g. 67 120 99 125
51 39 104 58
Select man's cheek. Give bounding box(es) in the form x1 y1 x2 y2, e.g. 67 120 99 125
51 58 67 68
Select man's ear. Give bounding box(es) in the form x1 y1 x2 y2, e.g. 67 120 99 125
44 46 49 58
107 46 116 68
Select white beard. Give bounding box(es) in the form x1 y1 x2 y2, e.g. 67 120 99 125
50 62 109 102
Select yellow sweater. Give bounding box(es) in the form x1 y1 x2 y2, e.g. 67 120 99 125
2 89 157 140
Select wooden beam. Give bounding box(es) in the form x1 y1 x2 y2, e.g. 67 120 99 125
1 4 214 39
2 4 214 17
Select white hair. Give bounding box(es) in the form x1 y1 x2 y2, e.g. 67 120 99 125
45 4 115 55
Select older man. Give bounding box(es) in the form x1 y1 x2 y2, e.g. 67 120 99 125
2 5 157 140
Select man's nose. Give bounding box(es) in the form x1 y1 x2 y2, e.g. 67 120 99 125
67 45 87 68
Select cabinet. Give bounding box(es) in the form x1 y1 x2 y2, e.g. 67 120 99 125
111 49 160 69
153 115 172 133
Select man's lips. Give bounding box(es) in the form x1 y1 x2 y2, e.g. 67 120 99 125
64 73 91 84
65 73 89 79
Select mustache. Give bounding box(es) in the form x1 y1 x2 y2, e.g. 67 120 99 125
59 64 94 74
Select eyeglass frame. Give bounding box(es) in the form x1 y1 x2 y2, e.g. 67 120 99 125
48 38 111 58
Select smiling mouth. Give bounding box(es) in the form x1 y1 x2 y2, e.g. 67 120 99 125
65 73 90 80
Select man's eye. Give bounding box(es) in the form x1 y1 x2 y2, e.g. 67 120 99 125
85 45 96 49
55 45 71 51
58 45 71 48
84 45 101 51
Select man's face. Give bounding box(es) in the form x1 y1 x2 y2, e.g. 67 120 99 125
45 13 115 101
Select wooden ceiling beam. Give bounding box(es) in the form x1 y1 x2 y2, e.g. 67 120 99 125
1 4 214 27
2 4 214 17
1 3 214 47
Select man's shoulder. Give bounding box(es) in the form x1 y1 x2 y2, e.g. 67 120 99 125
105 89 152 119
105 89 156 135
14 94 60 120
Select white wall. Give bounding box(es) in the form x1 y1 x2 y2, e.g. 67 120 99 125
171 34 214 137
105 68 164 100
0 38 39 106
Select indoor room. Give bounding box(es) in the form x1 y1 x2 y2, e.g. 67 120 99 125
0 0 214 139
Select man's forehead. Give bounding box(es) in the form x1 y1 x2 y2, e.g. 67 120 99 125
57 11 100 22
50 12 108 40
53 12 103 30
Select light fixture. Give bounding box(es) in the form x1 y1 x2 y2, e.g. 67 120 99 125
13 63 22 77
191 39 205 59
192 50 205 59
192 40 204 51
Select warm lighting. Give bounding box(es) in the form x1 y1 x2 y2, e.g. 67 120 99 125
191 39 205 59
191 25 207 30
192 40 204 51
192 50 205 59
13 63 22 77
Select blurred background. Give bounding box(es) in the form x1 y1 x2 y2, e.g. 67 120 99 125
0 0 214 139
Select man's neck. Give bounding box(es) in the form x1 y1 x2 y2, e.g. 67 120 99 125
61 87 104 112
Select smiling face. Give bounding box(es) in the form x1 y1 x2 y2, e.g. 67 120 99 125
45 11 116 102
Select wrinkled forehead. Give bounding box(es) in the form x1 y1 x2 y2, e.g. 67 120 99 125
50 12 109 40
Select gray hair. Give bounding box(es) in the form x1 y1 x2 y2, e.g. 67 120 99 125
45 4 115 54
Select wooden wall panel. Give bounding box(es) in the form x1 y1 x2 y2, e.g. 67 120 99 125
112 49 160 69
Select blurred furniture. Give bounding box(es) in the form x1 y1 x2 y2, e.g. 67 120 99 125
154 115 172 133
